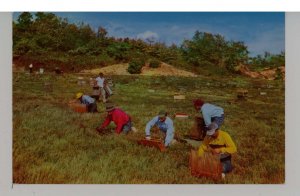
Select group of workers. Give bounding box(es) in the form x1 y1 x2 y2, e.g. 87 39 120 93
75 72 113 113
74 73 237 178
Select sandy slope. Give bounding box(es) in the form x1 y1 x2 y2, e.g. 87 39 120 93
80 63 197 77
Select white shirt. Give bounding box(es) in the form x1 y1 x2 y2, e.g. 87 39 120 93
95 76 105 88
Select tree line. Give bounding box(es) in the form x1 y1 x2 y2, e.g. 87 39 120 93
13 12 285 75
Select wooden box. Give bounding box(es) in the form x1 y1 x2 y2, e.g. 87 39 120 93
175 112 189 119
237 89 248 99
189 150 222 180
138 138 166 152
189 117 206 140
174 94 185 100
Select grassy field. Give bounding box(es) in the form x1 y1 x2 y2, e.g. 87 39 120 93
13 71 285 184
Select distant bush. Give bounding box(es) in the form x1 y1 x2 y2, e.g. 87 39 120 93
149 59 161 68
127 59 144 74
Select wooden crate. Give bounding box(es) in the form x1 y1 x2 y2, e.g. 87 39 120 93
174 94 185 100
189 150 222 180
138 138 166 152
237 89 248 99
175 112 189 119
69 102 87 113
189 117 206 140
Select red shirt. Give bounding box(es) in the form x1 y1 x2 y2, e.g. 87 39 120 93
100 108 130 134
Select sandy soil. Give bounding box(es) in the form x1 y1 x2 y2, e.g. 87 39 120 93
80 63 198 77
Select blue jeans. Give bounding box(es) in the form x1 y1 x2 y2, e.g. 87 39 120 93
122 121 132 134
221 157 233 173
211 114 224 128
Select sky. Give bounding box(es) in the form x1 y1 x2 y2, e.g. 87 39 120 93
13 12 285 56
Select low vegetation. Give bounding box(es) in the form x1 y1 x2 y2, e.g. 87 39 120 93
12 11 285 184
127 59 145 74
13 72 285 184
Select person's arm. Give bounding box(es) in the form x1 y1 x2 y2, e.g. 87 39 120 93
201 107 211 126
164 120 174 147
115 116 124 134
219 132 237 154
100 115 111 129
198 137 211 156
145 117 157 137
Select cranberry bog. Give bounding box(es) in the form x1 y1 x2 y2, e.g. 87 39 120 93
13 71 285 184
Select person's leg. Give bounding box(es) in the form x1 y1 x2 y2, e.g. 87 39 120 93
91 102 98 113
100 87 106 102
212 114 224 128
221 159 233 173
122 121 132 134
88 103 98 113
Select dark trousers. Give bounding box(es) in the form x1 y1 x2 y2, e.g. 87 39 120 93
122 120 132 134
211 114 225 128
220 154 233 173
87 102 98 113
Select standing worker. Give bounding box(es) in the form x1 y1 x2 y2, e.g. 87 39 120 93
96 102 137 134
29 64 33 74
197 122 237 178
145 110 175 147
95 73 106 103
76 92 98 113
193 99 224 133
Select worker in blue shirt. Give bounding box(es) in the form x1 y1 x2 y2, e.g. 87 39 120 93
193 99 224 131
76 92 98 113
145 110 175 147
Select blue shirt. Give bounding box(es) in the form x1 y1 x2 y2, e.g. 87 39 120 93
145 116 174 147
81 95 95 105
201 103 224 126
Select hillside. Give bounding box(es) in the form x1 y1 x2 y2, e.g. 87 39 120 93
80 63 198 77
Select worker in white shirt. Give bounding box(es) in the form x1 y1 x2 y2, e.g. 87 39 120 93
95 72 106 103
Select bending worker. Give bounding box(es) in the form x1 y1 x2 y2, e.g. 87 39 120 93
76 92 98 113
198 122 237 176
193 98 224 131
145 110 174 147
96 102 137 134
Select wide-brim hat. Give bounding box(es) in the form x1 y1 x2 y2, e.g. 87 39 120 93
206 122 218 136
105 102 115 112
158 110 167 118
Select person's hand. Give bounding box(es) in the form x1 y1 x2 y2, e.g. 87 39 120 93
212 148 221 154
145 136 151 140
96 127 104 134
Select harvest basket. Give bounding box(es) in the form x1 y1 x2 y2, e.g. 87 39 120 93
138 138 166 152
189 149 222 180
189 116 206 140
68 100 87 113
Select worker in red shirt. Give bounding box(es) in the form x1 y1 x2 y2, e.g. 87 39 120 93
96 102 137 134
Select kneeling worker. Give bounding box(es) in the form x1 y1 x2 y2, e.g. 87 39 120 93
96 102 137 134
145 110 175 147
76 92 98 113
198 122 237 177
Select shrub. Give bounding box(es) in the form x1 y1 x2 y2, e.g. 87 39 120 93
127 59 145 74
149 59 161 68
